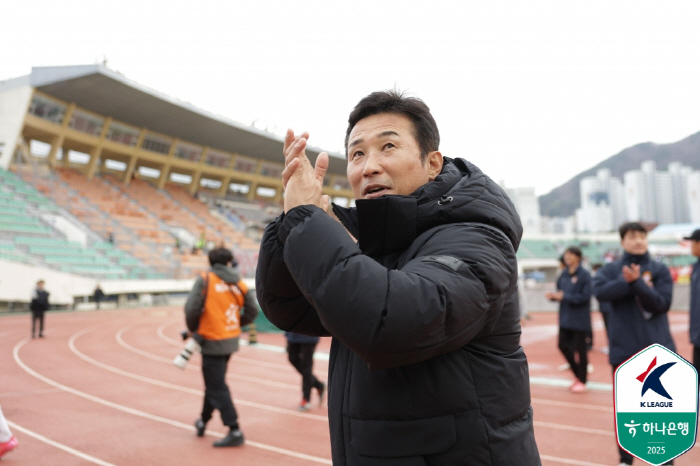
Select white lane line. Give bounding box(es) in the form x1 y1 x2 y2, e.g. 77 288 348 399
155 320 307 368
75 327 327 421
239 340 331 362
236 355 302 371
534 420 613 437
146 324 620 434
116 326 299 390
156 319 185 346
520 324 559 345
540 454 608 466
0 388 62 398
530 376 613 392
14 336 332 465
13 321 619 466
0 322 69 339
7 420 117 466
531 398 613 413
157 318 659 386
95 328 621 438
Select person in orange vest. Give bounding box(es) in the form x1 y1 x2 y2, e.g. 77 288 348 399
185 247 258 447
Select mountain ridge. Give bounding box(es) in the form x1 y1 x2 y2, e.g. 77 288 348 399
538 131 700 217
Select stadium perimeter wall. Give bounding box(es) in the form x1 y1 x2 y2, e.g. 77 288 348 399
0 258 255 309
528 282 690 313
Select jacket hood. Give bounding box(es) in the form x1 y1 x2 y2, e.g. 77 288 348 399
333 157 522 256
211 263 241 283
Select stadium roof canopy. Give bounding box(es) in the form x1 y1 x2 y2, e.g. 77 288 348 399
21 65 349 176
648 223 700 239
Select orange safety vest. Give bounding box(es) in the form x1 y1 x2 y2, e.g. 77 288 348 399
197 272 248 341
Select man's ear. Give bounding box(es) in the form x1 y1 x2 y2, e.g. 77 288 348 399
427 151 443 181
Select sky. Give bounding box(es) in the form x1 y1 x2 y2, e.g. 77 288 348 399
2 0 700 196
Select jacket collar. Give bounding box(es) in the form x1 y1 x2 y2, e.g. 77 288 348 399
211 263 240 283
354 196 418 256
332 160 462 257
622 251 650 265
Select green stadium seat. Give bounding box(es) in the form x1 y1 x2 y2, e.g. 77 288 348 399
0 223 53 234
0 207 25 215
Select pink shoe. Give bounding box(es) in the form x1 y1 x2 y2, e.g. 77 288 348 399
570 381 587 393
0 436 18 458
298 399 311 411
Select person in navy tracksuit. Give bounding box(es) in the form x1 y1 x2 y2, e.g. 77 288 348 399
285 332 325 410
591 264 612 337
685 229 700 378
593 222 675 466
546 247 592 393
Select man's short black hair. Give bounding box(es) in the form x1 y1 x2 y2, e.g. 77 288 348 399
619 222 647 239
345 89 440 163
208 247 236 267
565 247 582 259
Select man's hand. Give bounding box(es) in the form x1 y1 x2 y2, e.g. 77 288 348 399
545 291 563 301
622 264 641 283
282 129 309 189
282 129 329 213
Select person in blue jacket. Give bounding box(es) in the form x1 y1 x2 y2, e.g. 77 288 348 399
593 222 675 466
546 247 592 393
285 332 325 411
685 228 700 378
592 263 613 354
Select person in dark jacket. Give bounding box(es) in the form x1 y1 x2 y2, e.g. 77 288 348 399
591 264 612 340
94 284 105 310
257 90 541 465
30 280 50 338
546 247 592 393
184 248 258 447
685 228 700 378
593 222 675 466
285 332 326 410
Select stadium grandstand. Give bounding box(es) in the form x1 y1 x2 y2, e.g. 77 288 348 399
0 65 357 311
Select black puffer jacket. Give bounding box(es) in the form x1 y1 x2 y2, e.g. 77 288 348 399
256 158 540 465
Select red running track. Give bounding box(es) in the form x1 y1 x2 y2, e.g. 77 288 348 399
0 307 698 465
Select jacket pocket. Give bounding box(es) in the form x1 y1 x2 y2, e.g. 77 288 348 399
465 345 531 428
349 414 457 457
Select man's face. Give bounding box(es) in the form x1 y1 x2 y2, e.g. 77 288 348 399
621 230 648 255
563 251 580 268
37 282 44 289
346 113 442 200
691 240 700 258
